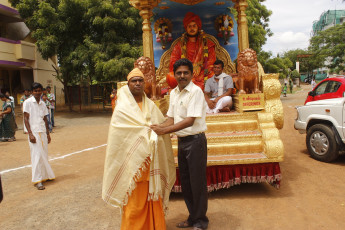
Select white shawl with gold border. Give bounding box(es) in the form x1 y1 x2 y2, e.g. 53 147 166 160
102 85 176 213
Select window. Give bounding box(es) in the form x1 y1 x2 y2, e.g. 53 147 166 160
314 81 328 95
325 81 341 93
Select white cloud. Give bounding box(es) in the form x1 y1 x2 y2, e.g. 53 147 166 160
263 31 309 55
262 0 345 56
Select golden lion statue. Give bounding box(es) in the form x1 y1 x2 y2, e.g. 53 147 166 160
237 48 261 94
134 56 160 99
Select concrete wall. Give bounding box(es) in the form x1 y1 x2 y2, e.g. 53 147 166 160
0 0 12 7
0 0 64 106
20 69 32 90
6 22 30 40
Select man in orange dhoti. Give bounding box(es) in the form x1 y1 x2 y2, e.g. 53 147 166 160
110 89 117 112
102 68 176 230
167 12 216 90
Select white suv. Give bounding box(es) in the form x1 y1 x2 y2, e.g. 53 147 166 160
294 98 345 162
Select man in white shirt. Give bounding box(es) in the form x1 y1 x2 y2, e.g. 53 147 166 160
46 86 55 127
151 59 208 230
204 60 233 113
311 78 316 90
23 82 55 190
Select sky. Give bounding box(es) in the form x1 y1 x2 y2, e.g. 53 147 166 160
262 0 345 56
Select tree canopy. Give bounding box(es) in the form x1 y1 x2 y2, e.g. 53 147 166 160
10 0 143 87
309 22 345 74
231 0 273 65
246 0 273 54
282 49 317 74
265 56 293 78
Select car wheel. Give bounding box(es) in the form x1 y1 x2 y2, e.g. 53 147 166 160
306 124 339 162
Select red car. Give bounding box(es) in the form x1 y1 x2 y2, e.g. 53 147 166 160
305 77 345 104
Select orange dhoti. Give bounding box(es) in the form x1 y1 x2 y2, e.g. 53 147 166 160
121 166 166 230
102 85 175 230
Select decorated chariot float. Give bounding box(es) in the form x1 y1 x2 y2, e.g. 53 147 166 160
123 0 284 191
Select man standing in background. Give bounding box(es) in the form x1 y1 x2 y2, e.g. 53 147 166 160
20 89 31 134
24 82 55 190
46 86 55 127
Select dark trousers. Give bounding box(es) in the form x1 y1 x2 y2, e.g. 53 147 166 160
178 132 209 229
50 109 55 127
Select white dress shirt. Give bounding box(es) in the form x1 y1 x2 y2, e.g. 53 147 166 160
23 96 49 133
167 81 207 137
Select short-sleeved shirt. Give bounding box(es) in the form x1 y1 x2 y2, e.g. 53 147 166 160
167 81 207 137
23 96 49 133
204 73 233 98
9 96 15 108
44 99 51 109
47 93 55 109
20 95 31 105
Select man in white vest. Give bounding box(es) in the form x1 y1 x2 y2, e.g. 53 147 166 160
204 60 233 113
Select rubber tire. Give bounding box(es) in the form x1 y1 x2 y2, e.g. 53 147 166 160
306 124 339 162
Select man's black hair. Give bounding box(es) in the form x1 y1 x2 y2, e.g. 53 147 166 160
31 82 43 90
173 58 193 73
46 86 51 89
214 59 224 69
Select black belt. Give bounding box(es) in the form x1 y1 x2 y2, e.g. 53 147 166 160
177 132 204 142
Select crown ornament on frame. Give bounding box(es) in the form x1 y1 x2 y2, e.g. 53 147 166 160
215 14 234 45
154 18 173 50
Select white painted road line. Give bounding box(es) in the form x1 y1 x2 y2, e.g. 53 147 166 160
0 144 107 175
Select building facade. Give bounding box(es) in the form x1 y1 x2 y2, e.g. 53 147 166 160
0 0 64 106
311 9 345 77
312 10 345 35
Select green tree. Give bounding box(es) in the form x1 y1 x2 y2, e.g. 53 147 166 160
257 50 272 72
10 0 142 106
282 49 307 71
246 0 273 54
282 49 317 74
309 23 345 73
265 57 293 79
290 69 300 80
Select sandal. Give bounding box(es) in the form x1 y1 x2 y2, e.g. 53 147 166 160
35 182 45 190
176 220 192 228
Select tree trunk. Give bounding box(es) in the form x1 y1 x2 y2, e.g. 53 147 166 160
88 77 92 112
63 81 73 111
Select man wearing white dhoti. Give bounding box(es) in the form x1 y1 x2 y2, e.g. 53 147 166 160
23 82 55 190
204 60 233 114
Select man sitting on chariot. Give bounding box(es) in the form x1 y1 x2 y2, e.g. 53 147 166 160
204 60 233 113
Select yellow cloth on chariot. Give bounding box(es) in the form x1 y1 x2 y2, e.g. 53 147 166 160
102 85 176 213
